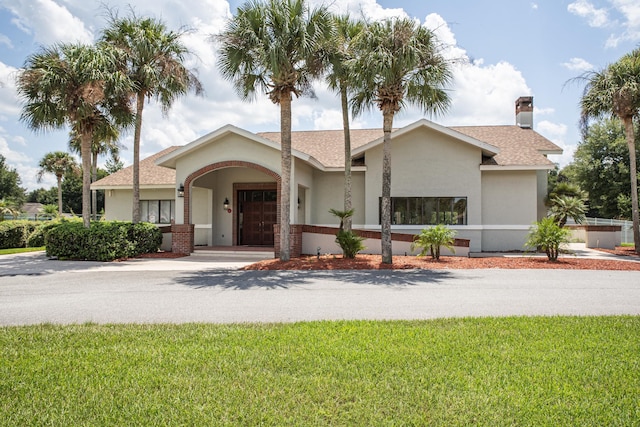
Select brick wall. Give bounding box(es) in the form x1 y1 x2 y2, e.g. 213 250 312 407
171 223 194 254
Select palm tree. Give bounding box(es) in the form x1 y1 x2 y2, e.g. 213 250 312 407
349 18 452 263
69 126 122 219
16 43 132 227
217 0 333 261
549 195 586 228
578 48 640 253
324 15 364 232
37 151 78 215
0 198 21 221
101 12 203 224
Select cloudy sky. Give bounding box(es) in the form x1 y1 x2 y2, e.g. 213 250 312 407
0 0 639 191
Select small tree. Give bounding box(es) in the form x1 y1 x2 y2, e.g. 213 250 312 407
549 195 586 227
0 198 21 221
525 217 571 261
329 208 364 258
411 224 456 260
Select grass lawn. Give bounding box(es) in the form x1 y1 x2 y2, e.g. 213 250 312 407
1 317 638 426
0 247 44 255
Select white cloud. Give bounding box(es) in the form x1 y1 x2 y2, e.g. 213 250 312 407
531 3 539 10
562 57 594 72
314 0 407 21
0 34 12 48
1 0 94 44
568 0 609 28
605 0 640 47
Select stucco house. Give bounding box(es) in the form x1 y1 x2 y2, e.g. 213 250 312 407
92 96 562 255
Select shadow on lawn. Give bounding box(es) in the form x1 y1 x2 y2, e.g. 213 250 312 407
172 268 459 290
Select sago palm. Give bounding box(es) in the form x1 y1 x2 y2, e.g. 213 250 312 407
102 13 203 223
16 43 132 227
37 151 78 215
549 195 586 227
578 48 640 254
217 0 333 261
349 18 452 263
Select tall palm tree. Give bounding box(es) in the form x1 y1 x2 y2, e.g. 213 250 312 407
101 13 203 224
217 0 333 261
579 48 640 253
37 151 78 215
349 18 452 263
324 15 364 232
16 43 132 227
69 126 122 219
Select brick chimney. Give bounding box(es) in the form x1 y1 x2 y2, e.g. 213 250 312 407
515 96 533 129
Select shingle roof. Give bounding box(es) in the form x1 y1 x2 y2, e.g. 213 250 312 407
91 146 179 188
258 129 385 169
451 125 561 167
92 123 562 188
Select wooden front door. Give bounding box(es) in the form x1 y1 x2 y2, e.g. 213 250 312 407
238 189 277 246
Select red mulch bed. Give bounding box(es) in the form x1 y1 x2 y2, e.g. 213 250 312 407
137 247 640 271
241 250 640 271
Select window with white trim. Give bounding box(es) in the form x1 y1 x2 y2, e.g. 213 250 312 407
140 200 175 224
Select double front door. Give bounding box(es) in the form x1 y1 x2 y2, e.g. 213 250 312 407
238 189 277 246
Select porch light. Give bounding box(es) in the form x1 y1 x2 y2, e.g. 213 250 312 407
223 198 230 211
177 184 185 198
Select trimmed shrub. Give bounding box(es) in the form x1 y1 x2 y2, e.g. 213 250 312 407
0 220 38 249
46 221 162 261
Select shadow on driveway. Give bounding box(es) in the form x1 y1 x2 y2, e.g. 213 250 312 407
172 268 458 290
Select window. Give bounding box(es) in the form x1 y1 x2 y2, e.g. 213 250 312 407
140 200 175 224
381 197 467 225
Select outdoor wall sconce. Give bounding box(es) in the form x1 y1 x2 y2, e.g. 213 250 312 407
297 197 301 209
177 184 185 198
223 197 232 213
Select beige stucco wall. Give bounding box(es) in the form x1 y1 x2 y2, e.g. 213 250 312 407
364 127 482 226
537 170 549 220
481 170 539 251
103 188 176 221
311 170 365 226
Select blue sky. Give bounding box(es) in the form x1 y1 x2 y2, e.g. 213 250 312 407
0 0 639 191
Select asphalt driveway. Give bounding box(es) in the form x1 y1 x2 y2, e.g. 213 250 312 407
1 251 639 325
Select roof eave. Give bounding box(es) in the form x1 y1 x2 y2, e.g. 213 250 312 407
480 164 556 171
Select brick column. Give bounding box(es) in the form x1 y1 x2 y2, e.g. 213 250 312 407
274 224 302 258
171 224 194 255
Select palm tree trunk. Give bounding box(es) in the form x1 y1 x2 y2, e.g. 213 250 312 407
381 112 394 264
92 151 98 221
56 175 63 215
341 86 352 232
622 117 640 254
132 92 145 224
279 93 292 261
80 134 92 228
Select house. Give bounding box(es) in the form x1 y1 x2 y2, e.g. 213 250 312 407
92 96 562 255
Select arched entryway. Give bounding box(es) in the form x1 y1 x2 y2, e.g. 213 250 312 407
182 161 281 247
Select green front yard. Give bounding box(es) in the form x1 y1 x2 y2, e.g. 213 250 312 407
1 317 638 425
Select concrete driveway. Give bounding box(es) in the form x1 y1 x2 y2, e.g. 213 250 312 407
1 251 639 325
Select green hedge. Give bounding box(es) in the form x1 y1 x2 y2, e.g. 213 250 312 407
46 221 162 261
0 221 38 249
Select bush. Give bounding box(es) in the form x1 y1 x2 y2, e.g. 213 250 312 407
335 230 366 259
0 220 38 249
411 224 456 260
525 217 571 261
46 221 162 261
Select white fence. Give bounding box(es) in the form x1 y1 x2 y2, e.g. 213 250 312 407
567 217 634 244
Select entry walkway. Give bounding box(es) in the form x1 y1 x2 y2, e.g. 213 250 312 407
471 243 638 262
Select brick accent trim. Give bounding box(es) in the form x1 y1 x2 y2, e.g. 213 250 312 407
565 225 621 232
274 224 471 258
301 225 470 247
171 223 194 254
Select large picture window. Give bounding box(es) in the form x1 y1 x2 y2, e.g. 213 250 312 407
140 200 175 224
381 197 467 225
